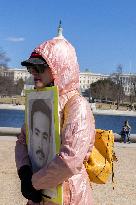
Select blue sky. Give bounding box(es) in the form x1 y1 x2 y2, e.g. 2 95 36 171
0 0 136 74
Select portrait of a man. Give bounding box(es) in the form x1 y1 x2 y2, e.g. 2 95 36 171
26 88 60 201
29 99 53 172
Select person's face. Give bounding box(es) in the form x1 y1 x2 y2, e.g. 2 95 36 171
30 66 54 88
32 111 50 168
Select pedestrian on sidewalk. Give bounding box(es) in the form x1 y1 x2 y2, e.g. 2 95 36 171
120 120 131 143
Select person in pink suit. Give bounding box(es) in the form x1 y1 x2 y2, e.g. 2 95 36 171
15 23 95 205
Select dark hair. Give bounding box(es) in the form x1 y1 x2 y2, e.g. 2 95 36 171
124 120 128 125
30 99 51 135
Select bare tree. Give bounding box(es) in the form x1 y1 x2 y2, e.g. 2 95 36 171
0 48 13 96
15 78 24 95
0 48 10 68
110 64 124 109
129 76 136 109
0 75 14 96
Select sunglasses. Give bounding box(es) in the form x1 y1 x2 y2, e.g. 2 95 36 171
27 64 49 74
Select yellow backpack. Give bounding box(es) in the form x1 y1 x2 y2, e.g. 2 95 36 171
85 129 117 185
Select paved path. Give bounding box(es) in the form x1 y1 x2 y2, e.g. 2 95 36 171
0 137 136 205
93 109 136 116
92 142 136 205
115 141 136 148
1 103 136 116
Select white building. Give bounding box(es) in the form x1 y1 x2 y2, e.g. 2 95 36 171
9 68 31 82
80 70 136 96
2 67 136 96
80 71 109 92
0 66 14 79
110 73 136 96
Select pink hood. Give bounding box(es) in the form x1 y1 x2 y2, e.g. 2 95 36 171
33 36 80 95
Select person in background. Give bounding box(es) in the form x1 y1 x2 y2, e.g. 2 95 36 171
121 120 131 143
15 22 95 205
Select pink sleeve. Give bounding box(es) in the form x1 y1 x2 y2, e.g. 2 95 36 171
32 97 95 190
15 124 31 170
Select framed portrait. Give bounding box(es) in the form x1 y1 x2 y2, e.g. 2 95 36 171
25 86 63 205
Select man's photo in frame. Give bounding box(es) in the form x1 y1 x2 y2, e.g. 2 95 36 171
26 89 58 199
29 98 54 172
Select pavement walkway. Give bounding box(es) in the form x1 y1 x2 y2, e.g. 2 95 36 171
0 136 136 205
0 103 136 117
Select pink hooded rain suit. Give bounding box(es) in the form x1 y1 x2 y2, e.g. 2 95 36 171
15 35 95 205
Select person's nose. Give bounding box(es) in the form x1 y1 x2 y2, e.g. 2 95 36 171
38 135 43 148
